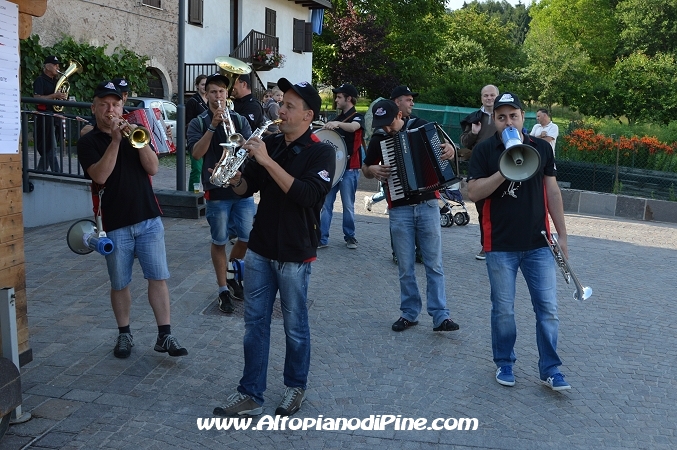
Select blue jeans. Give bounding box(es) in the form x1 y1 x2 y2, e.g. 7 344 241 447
104 217 170 290
485 247 562 379
238 250 312 406
205 197 256 245
389 200 449 327
320 168 359 244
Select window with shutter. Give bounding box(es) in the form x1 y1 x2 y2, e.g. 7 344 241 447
293 19 305 53
304 22 313 52
142 0 161 8
188 0 203 26
265 8 276 36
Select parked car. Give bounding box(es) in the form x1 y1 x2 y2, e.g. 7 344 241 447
126 97 177 145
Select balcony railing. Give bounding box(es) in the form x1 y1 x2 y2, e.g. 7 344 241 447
230 30 280 72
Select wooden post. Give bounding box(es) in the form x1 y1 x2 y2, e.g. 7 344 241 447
0 0 48 366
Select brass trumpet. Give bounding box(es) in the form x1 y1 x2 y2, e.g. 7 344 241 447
108 115 151 149
541 231 592 301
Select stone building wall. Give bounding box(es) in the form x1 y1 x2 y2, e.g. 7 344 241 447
31 0 179 99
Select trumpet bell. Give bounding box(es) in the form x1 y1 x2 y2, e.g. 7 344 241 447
128 126 151 149
498 127 541 182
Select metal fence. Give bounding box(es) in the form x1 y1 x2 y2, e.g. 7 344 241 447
20 98 146 193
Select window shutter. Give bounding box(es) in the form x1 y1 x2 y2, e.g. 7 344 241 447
293 19 305 53
265 8 276 36
304 22 313 52
188 0 203 26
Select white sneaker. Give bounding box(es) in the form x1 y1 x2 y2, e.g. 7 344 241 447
364 195 373 211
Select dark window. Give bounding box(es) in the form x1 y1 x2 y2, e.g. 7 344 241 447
293 19 305 53
304 22 313 52
142 0 161 8
188 0 203 26
265 8 276 36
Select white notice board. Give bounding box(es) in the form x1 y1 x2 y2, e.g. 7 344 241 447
0 0 20 154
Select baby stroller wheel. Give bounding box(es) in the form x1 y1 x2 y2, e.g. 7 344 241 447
463 212 470 225
453 212 467 226
440 213 452 227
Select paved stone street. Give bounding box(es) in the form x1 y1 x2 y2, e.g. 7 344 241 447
3 162 677 449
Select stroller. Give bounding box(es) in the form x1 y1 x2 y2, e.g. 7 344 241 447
439 181 470 227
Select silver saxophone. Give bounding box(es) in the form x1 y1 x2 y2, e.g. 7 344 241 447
541 231 592 301
210 119 282 187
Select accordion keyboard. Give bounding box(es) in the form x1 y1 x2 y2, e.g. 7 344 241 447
380 137 406 201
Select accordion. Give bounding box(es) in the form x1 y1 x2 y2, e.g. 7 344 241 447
380 122 458 201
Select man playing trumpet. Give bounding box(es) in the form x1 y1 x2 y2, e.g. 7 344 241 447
77 81 188 359
467 92 570 391
187 73 253 313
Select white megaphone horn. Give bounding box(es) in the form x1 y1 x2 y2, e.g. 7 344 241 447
66 218 114 256
498 126 541 182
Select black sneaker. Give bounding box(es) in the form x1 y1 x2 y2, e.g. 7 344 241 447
227 278 244 301
113 333 133 358
154 334 188 357
433 318 460 331
218 291 234 313
392 317 418 332
275 387 305 416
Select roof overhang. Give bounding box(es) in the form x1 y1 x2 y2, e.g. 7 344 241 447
289 0 332 9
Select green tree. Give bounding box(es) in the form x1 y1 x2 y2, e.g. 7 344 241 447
312 0 448 96
616 0 677 56
528 0 619 70
522 23 594 109
608 51 677 124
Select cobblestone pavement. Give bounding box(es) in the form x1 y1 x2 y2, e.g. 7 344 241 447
3 163 677 449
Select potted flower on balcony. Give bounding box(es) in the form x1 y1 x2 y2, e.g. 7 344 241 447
253 48 286 68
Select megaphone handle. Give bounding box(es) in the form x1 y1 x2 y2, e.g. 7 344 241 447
96 188 107 237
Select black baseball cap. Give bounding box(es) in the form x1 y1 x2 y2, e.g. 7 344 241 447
112 78 130 93
371 99 400 128
277 78 321 116
237 73 251 86
390 85 419 100
493 92 523 110
93 81 122 99
44 55 60 65
332 83 358 99
205 73 231 88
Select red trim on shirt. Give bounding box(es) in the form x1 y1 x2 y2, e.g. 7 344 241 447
482 198 492 251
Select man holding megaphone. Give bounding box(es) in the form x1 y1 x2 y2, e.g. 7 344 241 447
466 92 571 392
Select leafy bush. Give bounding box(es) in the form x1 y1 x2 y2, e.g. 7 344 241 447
21 35 149 102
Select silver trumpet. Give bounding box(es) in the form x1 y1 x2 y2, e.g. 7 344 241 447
541 231 592 301
217 100 246 148
210 119 282 187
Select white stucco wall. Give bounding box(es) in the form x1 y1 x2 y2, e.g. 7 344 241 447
184 0 313 88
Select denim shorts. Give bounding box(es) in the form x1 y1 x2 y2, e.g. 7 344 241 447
205 197 256 245
104 217 171 290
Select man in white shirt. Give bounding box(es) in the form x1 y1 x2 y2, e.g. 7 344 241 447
530 108 559 154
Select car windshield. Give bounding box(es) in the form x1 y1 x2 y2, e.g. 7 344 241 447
163 102 177 121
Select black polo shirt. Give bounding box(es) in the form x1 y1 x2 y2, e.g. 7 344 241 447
33 72 58 112
233 94 264 131
77 126 162 232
